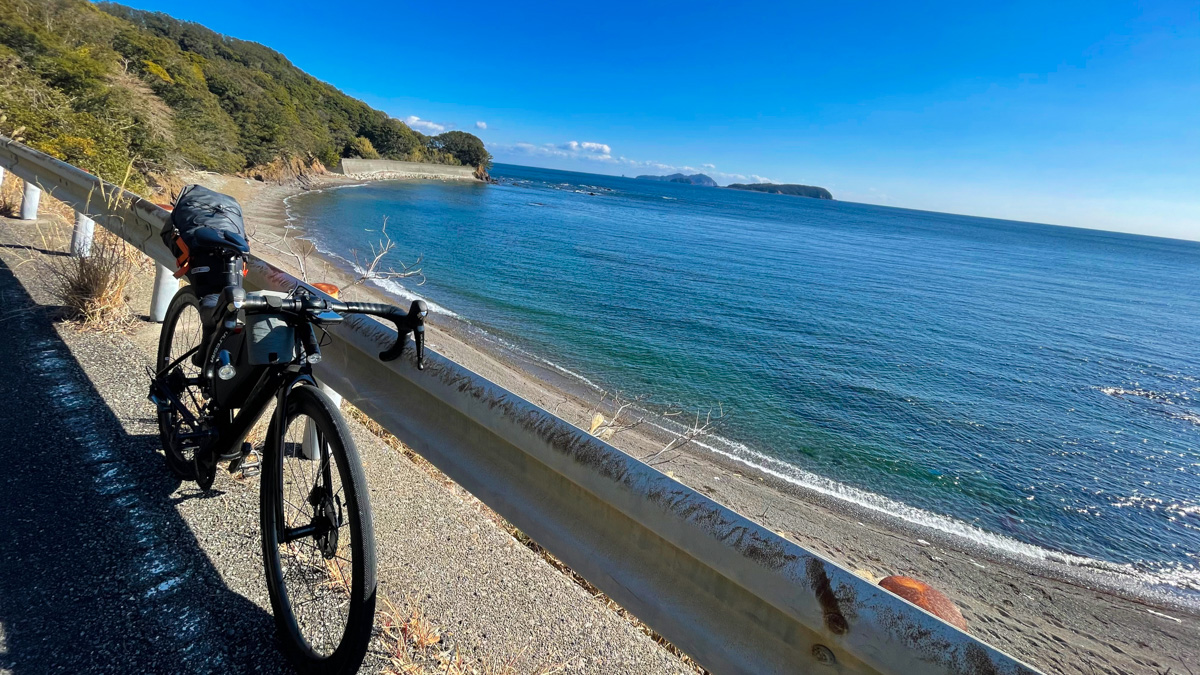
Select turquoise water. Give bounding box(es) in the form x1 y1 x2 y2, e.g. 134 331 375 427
290 163 1200 595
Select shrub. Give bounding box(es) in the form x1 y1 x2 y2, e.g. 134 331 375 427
344 136 379 159
49 230 137 327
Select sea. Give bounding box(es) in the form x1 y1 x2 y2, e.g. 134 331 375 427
287 163 1200 601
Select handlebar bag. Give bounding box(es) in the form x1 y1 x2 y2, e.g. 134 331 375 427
246 315 297 366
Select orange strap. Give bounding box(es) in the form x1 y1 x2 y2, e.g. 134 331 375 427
172 236 190 278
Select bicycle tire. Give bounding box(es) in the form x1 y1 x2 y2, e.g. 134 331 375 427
260 384 376 674
156 285 206 480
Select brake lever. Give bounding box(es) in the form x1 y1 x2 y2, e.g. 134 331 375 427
410 300 427 370
378 300 428 369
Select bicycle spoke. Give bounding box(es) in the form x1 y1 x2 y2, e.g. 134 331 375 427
273 407 355 658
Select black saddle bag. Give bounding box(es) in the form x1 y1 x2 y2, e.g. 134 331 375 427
160 184 251 297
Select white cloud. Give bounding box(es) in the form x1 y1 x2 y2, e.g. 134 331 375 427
404 115 451 134
499 141 617 163
475 121 487 130
490 140 773 185
705 170 775 184
570 141 611 154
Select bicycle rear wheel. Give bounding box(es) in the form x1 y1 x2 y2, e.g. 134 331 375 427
260 384 376 675
156 285 206 480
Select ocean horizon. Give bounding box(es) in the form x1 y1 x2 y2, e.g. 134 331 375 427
287 162 1200 599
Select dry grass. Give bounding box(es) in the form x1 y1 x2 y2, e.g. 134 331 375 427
377 596 565 675
323 538 352 595
48 228 138 328
1 158 154 332
0 171 21 217
146 170 186 204
343 403 708 675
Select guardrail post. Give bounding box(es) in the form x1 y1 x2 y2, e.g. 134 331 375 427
301 379 343 460
149 263 177 322
0 166 6 190
70 212 95 257
316 380 343 408
20 180 40 220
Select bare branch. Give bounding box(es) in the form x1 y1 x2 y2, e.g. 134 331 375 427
255 225 311 282
579 390 648 442
347 216 425 289
642 403 725 465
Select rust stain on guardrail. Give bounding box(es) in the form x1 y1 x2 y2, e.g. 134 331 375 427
808 558 850 635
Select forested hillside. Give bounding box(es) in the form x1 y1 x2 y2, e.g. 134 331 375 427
0 0 489 191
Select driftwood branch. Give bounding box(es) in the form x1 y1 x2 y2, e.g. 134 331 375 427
643 403 725 466
348 216 425 289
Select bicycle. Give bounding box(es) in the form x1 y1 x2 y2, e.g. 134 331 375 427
147 185 426 674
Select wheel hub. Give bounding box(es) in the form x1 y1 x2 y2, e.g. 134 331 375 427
311 487 340 559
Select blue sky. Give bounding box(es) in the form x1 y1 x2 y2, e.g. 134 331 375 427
116 1 1198 240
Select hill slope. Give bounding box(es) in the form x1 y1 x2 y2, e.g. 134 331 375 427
0 0 488 191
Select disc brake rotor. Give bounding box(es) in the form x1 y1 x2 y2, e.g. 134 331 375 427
312 488 340 559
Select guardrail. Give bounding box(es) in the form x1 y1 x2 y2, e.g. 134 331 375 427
0 136 1041 675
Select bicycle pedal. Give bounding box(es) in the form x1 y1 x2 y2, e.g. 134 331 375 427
229 442 260 477
240 457 260 478
147 391 168 412
147 379 171 412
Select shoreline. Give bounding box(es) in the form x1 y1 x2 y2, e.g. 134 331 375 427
188 169 1200 673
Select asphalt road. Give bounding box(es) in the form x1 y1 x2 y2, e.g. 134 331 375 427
0 251 290 674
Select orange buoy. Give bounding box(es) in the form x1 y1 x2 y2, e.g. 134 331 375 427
312 282 340 298
878 576 968 631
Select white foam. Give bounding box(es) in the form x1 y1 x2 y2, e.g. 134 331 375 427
486 334 605 392
362 275 459 318
632 406 1200 591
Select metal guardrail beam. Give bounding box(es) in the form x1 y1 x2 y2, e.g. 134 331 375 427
0 136 1041 675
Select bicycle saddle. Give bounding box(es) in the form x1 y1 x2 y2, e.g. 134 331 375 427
185 225 249 254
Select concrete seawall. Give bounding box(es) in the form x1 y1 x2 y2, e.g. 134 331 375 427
338 158 479 181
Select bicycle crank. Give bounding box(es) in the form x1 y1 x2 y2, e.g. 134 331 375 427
194 446 218 490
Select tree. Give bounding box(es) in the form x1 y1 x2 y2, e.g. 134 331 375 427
430 130 491 169
367 118 421 158
344 136 378 159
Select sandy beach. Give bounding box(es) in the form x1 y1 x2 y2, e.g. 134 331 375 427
188 169 1200 675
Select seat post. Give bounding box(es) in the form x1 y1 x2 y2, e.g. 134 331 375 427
223 256 243 290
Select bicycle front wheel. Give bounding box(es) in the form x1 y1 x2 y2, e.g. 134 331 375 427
260 384 376 675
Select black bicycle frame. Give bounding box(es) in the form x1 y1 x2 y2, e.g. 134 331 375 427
209 363 315 461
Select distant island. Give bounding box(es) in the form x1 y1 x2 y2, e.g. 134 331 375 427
636 173 718 187
727 183 833 199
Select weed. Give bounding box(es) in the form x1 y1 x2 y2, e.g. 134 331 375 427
377 595 565 675
48 228 137 328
